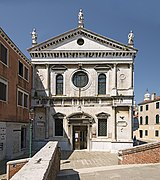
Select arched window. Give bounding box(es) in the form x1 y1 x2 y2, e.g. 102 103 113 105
56 74 63 95
140 116 143 125
145 116 148 124
156 114 159 124
98 74 106 95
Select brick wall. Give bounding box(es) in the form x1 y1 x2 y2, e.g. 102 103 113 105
7 158 29 180
118 142 160 165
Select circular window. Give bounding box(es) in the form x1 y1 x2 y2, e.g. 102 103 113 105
72 71 89 88
77 38 84 46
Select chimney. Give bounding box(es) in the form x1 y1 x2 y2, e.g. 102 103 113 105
151 92 156 101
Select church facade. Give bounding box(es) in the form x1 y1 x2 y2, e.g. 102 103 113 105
28 10 137 152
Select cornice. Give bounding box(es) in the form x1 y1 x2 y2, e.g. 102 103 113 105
30 50 136 59
0 27 31 65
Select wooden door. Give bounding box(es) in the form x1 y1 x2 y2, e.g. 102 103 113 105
73 126 87 150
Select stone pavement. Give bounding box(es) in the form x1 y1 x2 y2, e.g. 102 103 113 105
60 150 118 170
57 151 160 180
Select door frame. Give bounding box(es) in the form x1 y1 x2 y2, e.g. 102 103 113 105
73 125 88 150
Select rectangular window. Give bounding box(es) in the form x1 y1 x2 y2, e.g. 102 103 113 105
0 43 8 65
145 130 148 136
98 119 107 136
140 106 143 112
18 91 23 106
24 93 28 108
17 89 29 108
0 80 7 101
155 130 159 137
24 67 29 81
19 61 23 77
140 116 143 125
18 61 29 81
156 102 159 109
139 130 143 138
55 119 63 136
145 116 149 125
146 105 149 111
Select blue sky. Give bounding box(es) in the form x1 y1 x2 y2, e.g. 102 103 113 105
0 0 160 103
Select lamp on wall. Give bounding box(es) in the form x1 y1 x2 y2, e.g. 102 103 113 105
29 108 35 158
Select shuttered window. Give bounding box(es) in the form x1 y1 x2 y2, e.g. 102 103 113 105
98 119 107 136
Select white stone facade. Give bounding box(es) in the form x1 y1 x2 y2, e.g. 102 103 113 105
28 27 137 152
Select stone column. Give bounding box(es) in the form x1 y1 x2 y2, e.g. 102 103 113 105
46 64 49 96
31 64 36 97
114 64 117 89
112 64 117 96
45 107 49 139
130 63 133 88
112 106 117 141
129 106 133 140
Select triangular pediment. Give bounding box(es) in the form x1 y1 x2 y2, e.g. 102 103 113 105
28 28 137 52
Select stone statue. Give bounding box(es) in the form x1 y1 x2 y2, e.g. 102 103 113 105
128 30 134 45
78 9 84 28
31 28 38 46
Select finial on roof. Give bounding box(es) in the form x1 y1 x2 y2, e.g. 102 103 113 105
144 88 151 101
31 28 38 47
128 30 134 47
78 9 84 28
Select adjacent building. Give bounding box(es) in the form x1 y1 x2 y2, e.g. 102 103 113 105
28 10 137 152
134 91 160 141
0 27 32 160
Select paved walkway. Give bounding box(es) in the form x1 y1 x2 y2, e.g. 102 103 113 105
60 150 118 170
57 151 160 180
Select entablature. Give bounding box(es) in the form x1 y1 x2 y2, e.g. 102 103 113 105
30 50 136 59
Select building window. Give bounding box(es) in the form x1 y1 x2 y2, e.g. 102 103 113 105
155 130 159 137
98 73 106 95
156 114 159 124
18 91 23 106
21 127 26 149
0 42 8 65
24 94 28 108
139 130 143 138
140 116 143 125
72 71 89 88
146 104 149 111
24 67 29 81
55 118 63 136
145 130 148 136
0 79 7 101
56 74 63 95
156 102 159 109
145 116 149 125
140 106 143 112
17 89 29 108
18 60 29 81
98 119 107 136
19 61 23 77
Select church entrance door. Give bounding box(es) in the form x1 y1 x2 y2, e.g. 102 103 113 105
73 126 87 150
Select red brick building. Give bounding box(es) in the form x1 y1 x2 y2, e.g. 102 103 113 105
0 27 32 160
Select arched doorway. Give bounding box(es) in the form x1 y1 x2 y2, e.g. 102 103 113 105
67 112 94 150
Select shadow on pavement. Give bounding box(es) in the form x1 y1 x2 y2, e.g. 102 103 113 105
56 169 80 180
60 150 73 160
